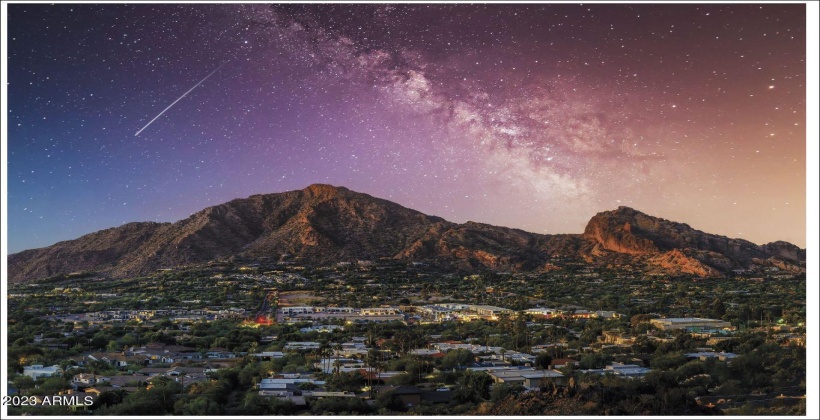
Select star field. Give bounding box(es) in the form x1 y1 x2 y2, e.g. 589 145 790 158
5 3 807 252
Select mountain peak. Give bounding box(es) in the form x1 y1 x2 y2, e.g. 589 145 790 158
584 207 659 254
583 206 792 271
303 183 349 198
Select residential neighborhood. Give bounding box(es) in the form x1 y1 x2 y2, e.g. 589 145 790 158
6 258 806 415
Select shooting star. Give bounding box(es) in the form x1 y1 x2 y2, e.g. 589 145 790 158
134 62 226 136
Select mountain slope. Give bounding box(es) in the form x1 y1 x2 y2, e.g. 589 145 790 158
7 185 453 282
7 222 171 282
7 186 805 283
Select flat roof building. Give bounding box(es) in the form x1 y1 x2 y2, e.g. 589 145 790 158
23 364 61 379
650 317 732 332
486 368 565 389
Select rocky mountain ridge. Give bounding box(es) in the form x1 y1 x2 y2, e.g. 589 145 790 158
7 184 805 283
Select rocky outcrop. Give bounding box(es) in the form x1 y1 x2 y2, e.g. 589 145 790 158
648 250 724 278
583 215 659 255
582 206 799 276
761 241 806 263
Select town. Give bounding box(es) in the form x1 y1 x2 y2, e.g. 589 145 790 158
6 258 806 415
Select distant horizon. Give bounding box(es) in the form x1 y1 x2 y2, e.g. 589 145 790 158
6 182 807 254
5 3 810 253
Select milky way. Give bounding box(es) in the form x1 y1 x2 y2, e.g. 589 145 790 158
5 3 808 253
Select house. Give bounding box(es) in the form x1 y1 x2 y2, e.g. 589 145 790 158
686 351 738 362
258 383 307 406
600 330 634 346
258 377 326 392
487 368 565 389
72 373 98 388
173 372 210 386
506 352 537 364
84 385 139 395
138 343 201 363
582 362 652 378
284 342 321 350
305 391 357 399
315 358 363 374
102 374 145 388
166 366 207 377
206 348 236 359
251 351 285 359
85 352 148 367
550 358 579 369
525 307 563 318
411 349 444 357
567 310 597 319
138 367 172 379
23 364 61 379
595 311 622 319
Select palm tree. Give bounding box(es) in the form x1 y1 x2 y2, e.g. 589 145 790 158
365 349 382 399
333 342 343 376
319 342 332 374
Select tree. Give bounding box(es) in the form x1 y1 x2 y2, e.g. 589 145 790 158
439 349 474 371
12 376 35 394
325 371 365 393
96 379 180 416
710 298 726 319
242 393 271 415
389 330 422 356
649 352 688 371
89 332 110 349
632 335 657 354
238 363 261 387
490 382 524 403
174 395 223 415
455 370 492 403
318 342 332 373
310 396 372 415
149 376 183 411
579 353 611 369
365 349 382 398
332 341 344 375
534 352 553 370
38 376 70 395
91 389 128 409
268 398 298 415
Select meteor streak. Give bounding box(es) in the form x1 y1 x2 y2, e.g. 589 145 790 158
134 62 226 136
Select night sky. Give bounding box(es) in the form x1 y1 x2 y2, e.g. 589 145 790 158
5 3 808 253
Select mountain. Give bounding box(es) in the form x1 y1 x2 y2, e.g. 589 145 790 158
6 185 805 283
584 206 805 276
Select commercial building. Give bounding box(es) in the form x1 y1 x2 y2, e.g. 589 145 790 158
650 317 732 332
